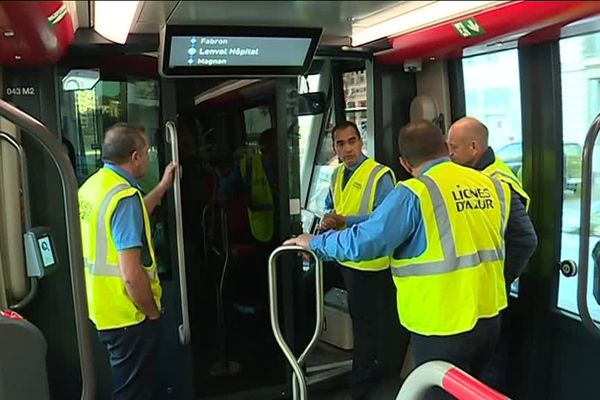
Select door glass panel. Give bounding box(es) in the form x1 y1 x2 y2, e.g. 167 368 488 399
298 74 322 196
462 49 523 295
57 74 166 272
343 70 368 154
58 75 161 190
305 112 338 214
558 32 600 319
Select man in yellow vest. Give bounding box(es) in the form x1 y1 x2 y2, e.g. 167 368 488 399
447 117 536 286
79 123 177 400
286 120 537 399
447 117 538 393
219 127 276 243
320 121 403 400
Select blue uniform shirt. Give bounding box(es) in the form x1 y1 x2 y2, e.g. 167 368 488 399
104 163 145 251
310 157 451 262
324 154 395 226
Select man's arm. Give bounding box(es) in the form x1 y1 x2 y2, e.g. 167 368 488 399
144 162 177 215
504 189 538 284
118 249 160 319
289 186 420 262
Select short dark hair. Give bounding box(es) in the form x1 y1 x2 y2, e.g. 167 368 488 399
331 121 361 142
258 127 276 147
398 120 447 166
101 123 147 164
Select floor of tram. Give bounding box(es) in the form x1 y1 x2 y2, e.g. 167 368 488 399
310 375 403 400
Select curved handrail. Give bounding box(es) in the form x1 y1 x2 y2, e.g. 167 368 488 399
268 245 323 400
0 99 95 399
0 132 38 309
577 113 600 340
165 120 191 345
396 361 510 400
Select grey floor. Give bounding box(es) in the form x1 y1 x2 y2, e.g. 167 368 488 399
311 376 403 400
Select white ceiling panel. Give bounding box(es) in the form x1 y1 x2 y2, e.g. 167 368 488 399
132 1 398 40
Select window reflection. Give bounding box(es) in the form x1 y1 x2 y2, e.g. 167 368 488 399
58 77 160 192
559 32 600 319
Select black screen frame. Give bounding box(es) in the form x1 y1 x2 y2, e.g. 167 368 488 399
159 25 323 77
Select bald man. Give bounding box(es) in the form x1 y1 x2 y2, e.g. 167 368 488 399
79 123 177 399
448 117 530 210
448 117 537 286
448 117 538 393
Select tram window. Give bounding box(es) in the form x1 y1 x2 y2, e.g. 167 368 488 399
298 74 322 197
305 113 338 213
244 105 271 140
463 49 523 296
58 77 161 193
343 70 368 154
558 31 600 319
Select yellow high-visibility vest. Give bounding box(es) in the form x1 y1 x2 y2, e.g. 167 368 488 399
483 157 531 211
484 157 531 211
240 153 274 242
331 157 395 271
391 161 510 336
79 167 161 330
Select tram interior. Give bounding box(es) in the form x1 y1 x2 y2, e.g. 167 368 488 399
5 1 600 400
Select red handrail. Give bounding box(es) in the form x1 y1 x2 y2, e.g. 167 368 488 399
396 361 510 400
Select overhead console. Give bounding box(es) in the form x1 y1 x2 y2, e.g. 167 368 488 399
159 25 322 78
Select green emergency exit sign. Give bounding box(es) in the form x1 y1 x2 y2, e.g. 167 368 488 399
453 17 485 38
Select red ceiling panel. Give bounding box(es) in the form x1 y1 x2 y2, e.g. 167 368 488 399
377 1 600 65
0 1 75 67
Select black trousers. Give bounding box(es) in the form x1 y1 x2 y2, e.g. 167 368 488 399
98 318 162 400
410 315 502 400
341 266 405 399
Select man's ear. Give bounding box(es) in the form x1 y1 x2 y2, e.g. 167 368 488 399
131 149 141 163
399 156 414 176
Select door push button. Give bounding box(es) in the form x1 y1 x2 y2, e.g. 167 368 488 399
559 259 577 277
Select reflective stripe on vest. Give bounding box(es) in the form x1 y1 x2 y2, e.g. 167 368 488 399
484 157 530 211
391 175 506 277
331 158 394 271
85 183 157 280
330 164 386 216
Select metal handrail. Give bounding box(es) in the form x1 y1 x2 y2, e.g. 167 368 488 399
268 245 323 400
396 361 510 400
577 113 600 339
165 120 191 345
0 132 38 309
0 99 95 399
201 201 235 373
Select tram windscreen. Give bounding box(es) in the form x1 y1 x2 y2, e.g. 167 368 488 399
160 26 322 77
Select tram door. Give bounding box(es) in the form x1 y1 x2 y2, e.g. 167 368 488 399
160 76 303 399
457 28 600 399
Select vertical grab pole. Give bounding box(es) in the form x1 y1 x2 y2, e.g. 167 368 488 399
577 114 600 339
268 245 323 400
165 121 191 345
